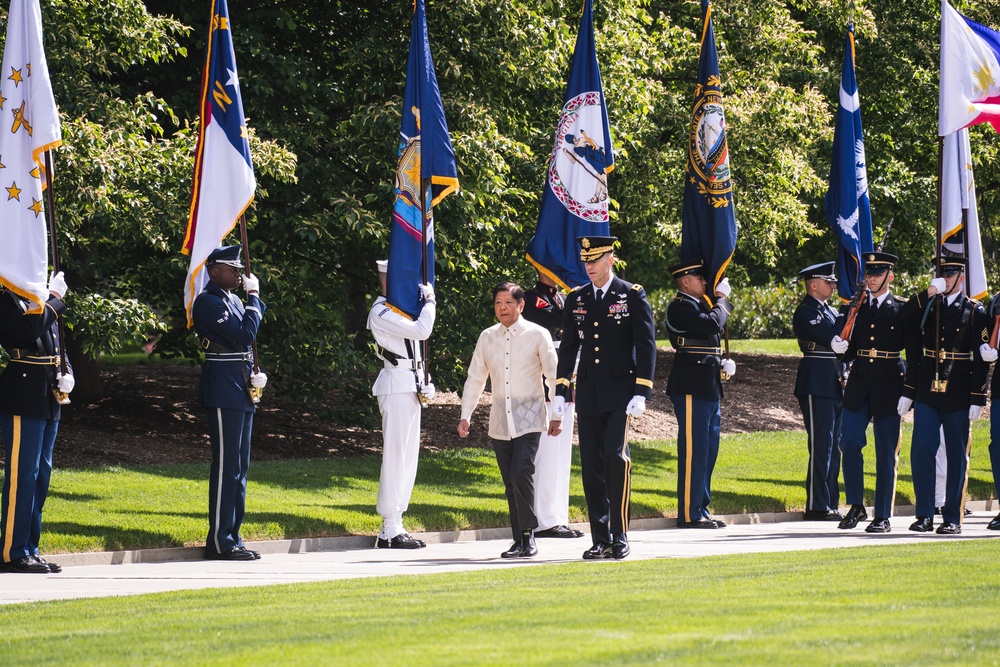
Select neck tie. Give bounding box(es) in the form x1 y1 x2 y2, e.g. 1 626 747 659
871 298 878 313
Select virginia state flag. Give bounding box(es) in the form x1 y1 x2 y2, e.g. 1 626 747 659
681 0 737 295
939 0 1000 136
825 26 874 302
386 0 458 321
526 0 613 290
182 0 256 327
940 129 988 300
0 0 62 313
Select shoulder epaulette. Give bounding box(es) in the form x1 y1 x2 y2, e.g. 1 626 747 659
631 284 643 291
894 295 908 303
571 285 586 293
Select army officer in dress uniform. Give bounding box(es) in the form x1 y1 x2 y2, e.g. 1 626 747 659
793 262 844 522
829 252 908 533
192 245 267 561
552 236 656 560
664 259 735 529
898 255 989 535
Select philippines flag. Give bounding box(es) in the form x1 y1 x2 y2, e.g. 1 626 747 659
0 0 62 313
939 0 1000 136
386 0 458 321
825 26 874 302
526 0 613 290
182 0 256 327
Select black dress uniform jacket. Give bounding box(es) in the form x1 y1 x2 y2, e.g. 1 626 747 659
792 295 843 400
900 289 989 409
835 293 908 417
0 290 67 421
664 292 733 400
522 281 564 341
556 275 656 414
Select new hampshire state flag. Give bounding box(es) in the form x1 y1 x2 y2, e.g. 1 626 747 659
681 0 737 295
182 0 256 327
0 0 62 313
386 0 458 321
939 0 1000 136
526 0 613 290
825 26 874 302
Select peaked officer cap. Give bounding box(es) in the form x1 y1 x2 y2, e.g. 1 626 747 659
863 252 898 274
669 258 705 278
799 261 837 281
577 236 617 262
206 245 243 268
938 254 967 275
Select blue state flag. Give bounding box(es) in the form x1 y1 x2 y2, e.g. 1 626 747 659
386 0 459 321
527 0 614 290
825 26 873 302
681 0 737 295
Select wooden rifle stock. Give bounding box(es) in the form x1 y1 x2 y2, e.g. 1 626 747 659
838 289 868 341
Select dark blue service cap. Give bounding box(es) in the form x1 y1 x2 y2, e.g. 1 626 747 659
669 258 705 278
799 261 836 281
206 245 243 268
938 255 967 275
863 252 898 274
577 236 617 262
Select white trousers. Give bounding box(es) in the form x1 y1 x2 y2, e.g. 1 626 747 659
532 402 575 530
376 392 422 538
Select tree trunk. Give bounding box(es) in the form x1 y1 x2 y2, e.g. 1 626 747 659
65 333 103 403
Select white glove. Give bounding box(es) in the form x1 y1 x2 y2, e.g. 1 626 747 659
419 381 435 401
831 335 850 355
929 277 946 295
896 396 913 416
551 395 566 418
242 273 260 294
625 395 646 417
56 372 75 394
970 405 983 421
48 271 67 298
721 358 736 377
980 343 999 363
250 372 267 389
419 283 435 303
715 277 731 299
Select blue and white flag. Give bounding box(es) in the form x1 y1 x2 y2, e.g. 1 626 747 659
825 26 874 302
940 129 988 300
182 0 256 327
386 0 458 321
526 0 613 290
0 0 62 313
681 0 737 295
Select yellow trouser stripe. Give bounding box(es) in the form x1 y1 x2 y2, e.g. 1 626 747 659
959 423 972 526
683 395 693 523
890 424 901 516
3 417 21 562
621 416 632 532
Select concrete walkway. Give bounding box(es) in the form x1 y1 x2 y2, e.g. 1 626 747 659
3 501 998 605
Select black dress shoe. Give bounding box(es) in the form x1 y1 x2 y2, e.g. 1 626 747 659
677 518 719 529
865 518 891 533
518 535 538 558
534 525 585 539
710 517 727 528
235 546 261 560
964 507 973 516
3 556 50 573
987 513 1000 531
611 535 630 560
35 556 62 573
936 522 961 535
909 517 934 532
500 542 521 559
804 509 843 521
838 505 868 530
375 533 427 549
205 547 257 561
582 543 612 560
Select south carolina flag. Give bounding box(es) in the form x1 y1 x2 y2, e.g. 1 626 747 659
182 0 255 326
0 0 62 313
939 0 1000 136
526 0 614 290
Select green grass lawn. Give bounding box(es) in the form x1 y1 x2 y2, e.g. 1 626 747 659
1 540 998 665
28 421 997 554
656 338 800 356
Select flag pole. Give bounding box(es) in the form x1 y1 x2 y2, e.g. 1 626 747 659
43 151 70 404
934 135 944 391
420 177 431 388
239 214 263 402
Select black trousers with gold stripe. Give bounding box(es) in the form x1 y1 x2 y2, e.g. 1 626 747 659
0 414 58 562
577 410 631 545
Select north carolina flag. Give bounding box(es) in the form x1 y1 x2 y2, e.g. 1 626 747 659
385 0 458 321
939 0 1000 136
526 0 613 290
825 26 874 302
940 128 988 300
681 0 737 295
182 0 255 327
0 0 62 313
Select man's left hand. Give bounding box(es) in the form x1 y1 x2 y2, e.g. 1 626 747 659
547 418 563 437
419 382 435 401
56 372 75 394
625 395 646 417
721 358 736 377
980 343 998 363
251 372 267 389
242 273 260 294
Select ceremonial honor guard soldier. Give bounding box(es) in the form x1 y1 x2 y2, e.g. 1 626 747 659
553 236 656 560
830 252 907 533
664 258 735 529
193 245 267 561
0 272 73 574
793 262 844 521
898 255 989 534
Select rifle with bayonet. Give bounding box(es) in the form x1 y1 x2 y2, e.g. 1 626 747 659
839 218 894 342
